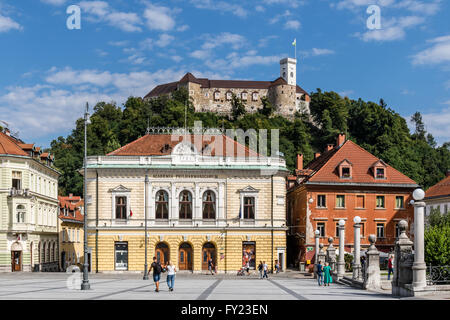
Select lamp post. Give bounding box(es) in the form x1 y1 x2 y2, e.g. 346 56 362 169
337 219 345 279
143 172 149 280
352 216 361 281
81 102 91 290
412 188 427 289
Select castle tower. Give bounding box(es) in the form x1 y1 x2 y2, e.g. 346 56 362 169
280 58 297 86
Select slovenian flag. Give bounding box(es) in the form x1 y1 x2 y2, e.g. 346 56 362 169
130 208 133 217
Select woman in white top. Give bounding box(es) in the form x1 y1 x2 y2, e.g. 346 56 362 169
165 261 176 291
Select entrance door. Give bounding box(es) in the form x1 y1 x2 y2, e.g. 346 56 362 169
179 243 193 271
202 243 216 270
61 252 66 271
155 243 169 265
11 251 22 272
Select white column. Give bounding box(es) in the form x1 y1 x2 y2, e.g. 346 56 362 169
337 220 345 279
412 189 427 289
353 217 361 281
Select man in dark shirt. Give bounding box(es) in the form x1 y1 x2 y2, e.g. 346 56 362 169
317 260 324 286
150 257 162 292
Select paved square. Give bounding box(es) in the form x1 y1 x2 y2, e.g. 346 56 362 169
0 273 402 300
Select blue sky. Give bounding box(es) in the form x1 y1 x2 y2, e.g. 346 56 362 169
0 0 449 148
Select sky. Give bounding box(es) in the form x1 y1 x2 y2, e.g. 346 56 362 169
0 0 449 148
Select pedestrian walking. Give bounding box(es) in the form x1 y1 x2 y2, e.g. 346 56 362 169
388 255 394 280
275 260 280 273
245 261 250 275
165 260 176 291
208 258 214 275
263 261 269 279
258 261 263 279
149 256 162 292
323 262 332 286
317 260 324 286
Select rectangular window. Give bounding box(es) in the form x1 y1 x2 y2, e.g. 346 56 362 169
395 196 404 209
62 229 65 242
376 196 385 208
243 197 255 219
242 242 256 269
115 197 127 219
335 223 340 237
377 223 385 238
342 167 351 178
356 195 365 208
317 195 326 208
336 195 345 208
115 242 128 271
376 168 385 179
12 171 22 190
317 222 325 237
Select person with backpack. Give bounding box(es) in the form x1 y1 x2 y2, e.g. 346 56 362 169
258 261 263 279
150 256 162 292
165 260 176 292
317 260 324 286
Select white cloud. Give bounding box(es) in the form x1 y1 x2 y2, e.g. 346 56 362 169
420 107 450 143
258 35 278 48
40 0 67 5
0 14 22 33
0 67 187 143
201 32 246 50
285 20 301 30
155 34 175 48
300 48 335 58
79 1 142 32
412 35 450 65
143 3 176 31
190 49 210 59
189 0 247 18
360 16 425 42
269 10 291 24
262 0 304 8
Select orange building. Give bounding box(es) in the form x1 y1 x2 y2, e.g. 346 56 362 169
286 134 418 267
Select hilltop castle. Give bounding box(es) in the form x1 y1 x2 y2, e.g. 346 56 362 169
144 58 310 118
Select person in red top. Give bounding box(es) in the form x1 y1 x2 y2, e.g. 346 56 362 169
388 255 394 280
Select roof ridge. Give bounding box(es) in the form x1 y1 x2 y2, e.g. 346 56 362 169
107 134 150 156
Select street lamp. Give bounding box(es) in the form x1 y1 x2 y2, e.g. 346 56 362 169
81 102 91 290
352 216 361 281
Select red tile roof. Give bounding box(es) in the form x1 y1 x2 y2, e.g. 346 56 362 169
144 73 309 99
425 174 450 199
0 131 29 156
107 134 260 157
301 139 417 185
58 196 84 223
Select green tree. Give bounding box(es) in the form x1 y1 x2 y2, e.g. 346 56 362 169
231 94 246 120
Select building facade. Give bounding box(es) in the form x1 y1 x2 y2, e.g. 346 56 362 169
0 129 59 272
424 171 450 218
58 195 84 271
84 131 288 273
286 134 418 267
144 58 310 118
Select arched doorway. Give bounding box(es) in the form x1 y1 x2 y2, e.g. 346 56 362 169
155 242 169 265
202 242 216 271
11 242 22 272
178 242 193 271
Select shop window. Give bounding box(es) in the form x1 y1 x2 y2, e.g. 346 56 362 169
242 242 256 269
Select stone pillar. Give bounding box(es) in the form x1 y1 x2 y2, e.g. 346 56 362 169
337 220 345 279
363 235 381 290
317 244 326 267
314 231 320 279
353 220 361 281
392 220 414 296
412 190 427 289
326 237 336 272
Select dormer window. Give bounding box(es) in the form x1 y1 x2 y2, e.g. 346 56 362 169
337 159 352 179
372 160 387 180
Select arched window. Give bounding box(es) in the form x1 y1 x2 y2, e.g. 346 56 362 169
202 191 216 219
155 190 169 219
16 205 26 223
179 190 192 219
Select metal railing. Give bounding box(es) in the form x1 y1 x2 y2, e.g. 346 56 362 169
426 265 450 285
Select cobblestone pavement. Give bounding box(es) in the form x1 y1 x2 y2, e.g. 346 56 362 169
0 271 448 300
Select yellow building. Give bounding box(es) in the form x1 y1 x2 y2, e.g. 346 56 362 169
58 195 84 271
84 131 288 273
0 129 59 272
